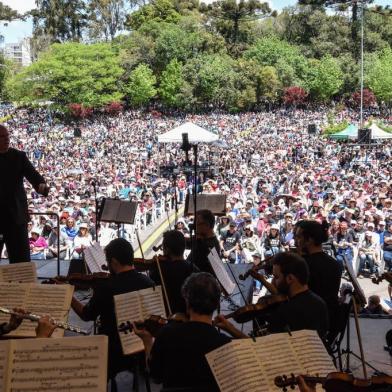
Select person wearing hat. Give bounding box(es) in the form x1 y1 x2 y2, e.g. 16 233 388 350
47 224 69 260
240 225 260 263
29 226 48 260
220 221 241 263
71 222 93 259
0 124 49 263
264 224 283 258
358 231 378 277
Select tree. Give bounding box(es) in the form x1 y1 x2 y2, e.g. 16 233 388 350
30 0 88 43
366 48 392 103
304 55 343 101
125 63 157 106
0 2 21 21
159 59 187 107
7 43 124 108
245 36 308 87
125 0 181 31
351 88 376 107
258 65 280 102
283 86 308 106
87 0 128 41
199 0 274 55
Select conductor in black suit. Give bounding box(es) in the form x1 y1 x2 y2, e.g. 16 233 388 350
0 125 49 263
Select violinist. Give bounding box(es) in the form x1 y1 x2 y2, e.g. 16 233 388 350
294 220 341 341
133 272 231 391
70 238 154 379
186 209 221 275
149 230 193 314
217 253 329 339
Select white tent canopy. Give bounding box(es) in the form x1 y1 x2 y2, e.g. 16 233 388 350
370 123 392 139
157 122 219 144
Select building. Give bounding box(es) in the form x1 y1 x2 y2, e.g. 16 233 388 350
3 38 31 66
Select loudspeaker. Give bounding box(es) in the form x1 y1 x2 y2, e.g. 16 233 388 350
358 128 371 144
74 128 82 138
308 124 317 134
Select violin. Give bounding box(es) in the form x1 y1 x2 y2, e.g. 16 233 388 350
224 294 288 324
372 272 392 285
132 255 170 272
118 313 188 337
238 256 274 281
275 372 392 392
42 272 110 288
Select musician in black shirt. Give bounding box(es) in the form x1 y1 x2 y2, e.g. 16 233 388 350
71 238 154 378
134 272 231 391
216 252 328 338
187 209 221 274
294 220 341 340
267 252 329 337
149 230 193 314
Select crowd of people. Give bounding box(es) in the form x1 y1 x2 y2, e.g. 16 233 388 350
1 103 392 391
2 106 391 279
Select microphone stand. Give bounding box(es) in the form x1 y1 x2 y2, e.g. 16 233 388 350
91 180 99 242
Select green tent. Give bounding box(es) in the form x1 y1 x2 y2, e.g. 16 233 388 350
329 124 358 140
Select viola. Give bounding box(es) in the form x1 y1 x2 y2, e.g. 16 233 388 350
118 313 188 337
224 294 288 324
372 272 392 285
42 272 110 288
275 372 392 392
132 255 170 272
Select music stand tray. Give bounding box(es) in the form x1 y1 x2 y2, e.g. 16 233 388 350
185 194 227 216
98 198 138 225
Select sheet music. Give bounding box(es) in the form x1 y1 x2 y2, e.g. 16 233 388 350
208 248 236 295
207 330 336 392
0 283 73 338
206 340 269 392
0 263 37 283
84 242 107 273
114 286 166 355
254 333 304 391
8 335 108 392
0 341 9 392
289 330 336 377
0 283 28 329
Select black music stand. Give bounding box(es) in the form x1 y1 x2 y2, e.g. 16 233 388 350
97 198 138 237
184 194 227 216
340 258 384 377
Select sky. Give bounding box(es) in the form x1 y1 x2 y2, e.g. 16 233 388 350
1 0 390 44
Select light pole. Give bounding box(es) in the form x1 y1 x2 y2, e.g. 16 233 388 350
359 0 364 128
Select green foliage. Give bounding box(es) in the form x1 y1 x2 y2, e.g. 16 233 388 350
0 1 21 21
87 0 128 41
199 0 273 56
366 48 392 103
125 0 181 31
376 121 392 133
158 59 187 107
304 56 344 101
7 43 123 108
322 120 349 135
31 0 87 43
125 63 157 106
245 36 308 88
